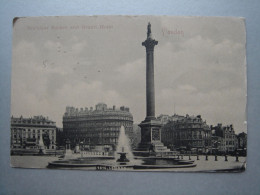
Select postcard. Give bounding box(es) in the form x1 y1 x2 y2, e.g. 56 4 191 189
10 16 247 172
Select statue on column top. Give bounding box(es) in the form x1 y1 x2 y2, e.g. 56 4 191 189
147 22 152 39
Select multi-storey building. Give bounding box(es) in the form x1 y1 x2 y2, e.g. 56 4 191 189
63 103 133 151
10 115 57 150
211 124 237 153
211 135 225 154
237 132 247 149
161 114 212 153
157 114 184 125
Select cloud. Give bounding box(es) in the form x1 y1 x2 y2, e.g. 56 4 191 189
155 35 245 93
11 17 246 133
177 84 197 93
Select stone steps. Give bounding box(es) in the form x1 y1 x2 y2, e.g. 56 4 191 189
137 142 171 152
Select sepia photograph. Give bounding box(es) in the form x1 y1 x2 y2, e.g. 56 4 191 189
10 15 247 172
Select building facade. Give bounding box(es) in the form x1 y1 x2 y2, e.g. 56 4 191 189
63 103 133 151
161 114 212 153
237 132 247 149
211 124 237 154
10 115 57 150
211 135 225 154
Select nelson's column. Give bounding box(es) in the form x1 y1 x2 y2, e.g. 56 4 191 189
138 23 170 153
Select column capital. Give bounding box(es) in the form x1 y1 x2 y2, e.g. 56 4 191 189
142 39 158 52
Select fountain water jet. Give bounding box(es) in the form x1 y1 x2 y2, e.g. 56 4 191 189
115 126 134 164
38 131 46 154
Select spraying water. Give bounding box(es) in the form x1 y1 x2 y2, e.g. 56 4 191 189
115 126 134 163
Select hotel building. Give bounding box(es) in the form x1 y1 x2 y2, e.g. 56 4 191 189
63 103 133 151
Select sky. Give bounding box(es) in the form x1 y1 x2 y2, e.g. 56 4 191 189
11 16 247 133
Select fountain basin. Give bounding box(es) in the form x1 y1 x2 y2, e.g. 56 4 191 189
48 156 196 170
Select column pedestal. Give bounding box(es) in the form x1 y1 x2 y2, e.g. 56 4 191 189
137 119 170 153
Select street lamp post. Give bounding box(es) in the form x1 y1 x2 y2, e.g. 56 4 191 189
80 141 83 158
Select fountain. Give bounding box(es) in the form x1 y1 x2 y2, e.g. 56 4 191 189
116 147 129 164
38 131 46 154
48 125 196 170
115 126 133 164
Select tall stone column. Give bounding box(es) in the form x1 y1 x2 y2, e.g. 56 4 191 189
136 23 171 154
142 22 158 121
